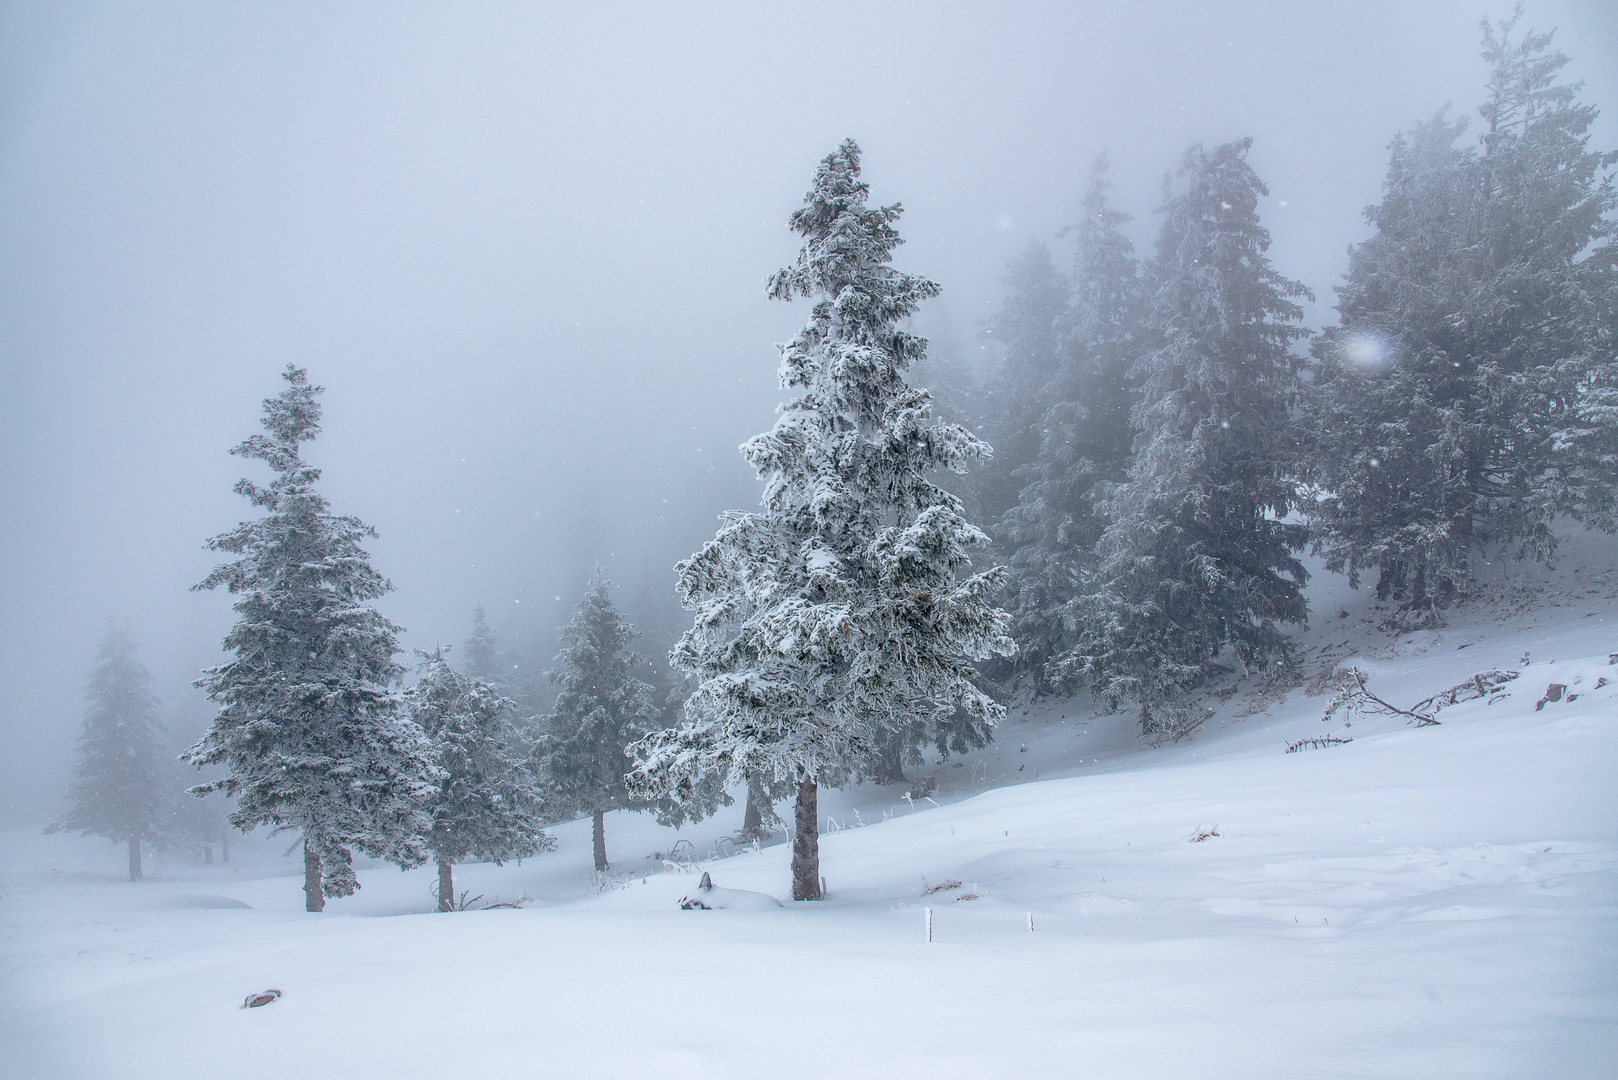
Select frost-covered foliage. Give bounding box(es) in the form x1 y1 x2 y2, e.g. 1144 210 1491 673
538 568 660 870
1303 13 1618 612
406 647 552 910
1057 140 1311 729
998 156 1149 684
48 625 169 880
184 366 436 909
629 140 1014 898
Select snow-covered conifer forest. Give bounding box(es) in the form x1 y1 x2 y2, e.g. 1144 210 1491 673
2 4 1614 1077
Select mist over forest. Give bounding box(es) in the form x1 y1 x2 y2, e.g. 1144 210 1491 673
3 0 1615 828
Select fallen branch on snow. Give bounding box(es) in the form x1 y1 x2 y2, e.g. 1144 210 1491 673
1285 735 1353 753
1320 667 1438 727
1412 669 1519 717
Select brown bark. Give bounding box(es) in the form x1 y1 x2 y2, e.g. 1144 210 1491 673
592 809 608 872
437 859 455 912
126 836 142 882
303 840 325 912
791 775 821 901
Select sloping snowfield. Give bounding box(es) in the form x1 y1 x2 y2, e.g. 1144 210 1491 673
4 540 1616 1078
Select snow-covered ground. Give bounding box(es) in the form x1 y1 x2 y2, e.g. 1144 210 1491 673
4 536 1616 1078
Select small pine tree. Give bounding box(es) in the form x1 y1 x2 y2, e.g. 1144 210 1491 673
185 366 436 911
629 140 1014 901
1303 12 1617 613
1058 140 1311 733
538 568 661 872
461 604 506 685
406 647 553 911
48 626 169 881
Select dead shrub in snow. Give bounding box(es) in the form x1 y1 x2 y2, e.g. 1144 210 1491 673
1142 702 1211 745
1233 674 1303 719
1304 641 1359 697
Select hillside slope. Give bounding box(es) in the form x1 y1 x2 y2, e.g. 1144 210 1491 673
3 537 1615 1079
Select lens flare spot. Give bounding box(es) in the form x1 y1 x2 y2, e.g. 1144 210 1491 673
1343 332 1393 369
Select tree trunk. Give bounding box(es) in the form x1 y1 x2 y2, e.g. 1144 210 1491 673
303 840 325 912
792 775 821 901
742 784 764 838
203 843 213 864
126 836 142 882
874 731 906 785
221 830 229 863
592 809 608 872
437 859 454 912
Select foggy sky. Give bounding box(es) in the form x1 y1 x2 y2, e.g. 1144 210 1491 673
3 0 1614 825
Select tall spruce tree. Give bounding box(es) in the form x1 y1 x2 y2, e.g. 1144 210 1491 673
1303 13 1617 612
48 626 169 881
1000 156 1148 684
628 140 1014 901
406 647 552 911
538 568 660 872
1057 140 1310 734
185 366 436 911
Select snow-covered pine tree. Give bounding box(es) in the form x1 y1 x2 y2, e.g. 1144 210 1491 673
48 625 169 881
1303 13 1617 613
461 603 506 685
1000 155 1148 685
628 140 1015 901
406 647 553 911
537 568 660 872
637 675 737 832
1056 140 1310 734
184 366 436 911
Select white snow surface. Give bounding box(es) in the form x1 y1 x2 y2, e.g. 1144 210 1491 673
4 536 1616 1078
